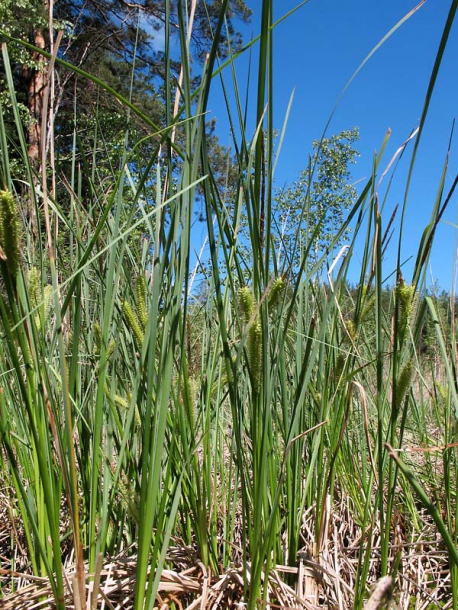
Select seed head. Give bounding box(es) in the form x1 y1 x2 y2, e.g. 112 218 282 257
123 300 144 347
238 286 254 323
135 275 148 329
396 279 415 333
268 276 286 310
0 189 21 276
247 318 263 394
345 319 356 341
396 360 413 406
27 267 40 308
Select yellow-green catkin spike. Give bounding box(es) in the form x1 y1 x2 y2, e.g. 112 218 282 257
268 276 286 311
117 474 140 522
396 360 413 406
247 318 263 394
237 286 262 393
27 267 40 309
123 300 144 347
434 381 448 402
106 339 116 361
238 286 254 324
93 322 102 355
93 322 116 361
28 267 42 330
396 279 415 334
335 353 346 381
0 189 21 276
360 295 376 322
27 268 52 332
181 373 198 426
345 319 356 341
105 385 139 424
113 394 129 409
43 285 53 319
135 274 148 329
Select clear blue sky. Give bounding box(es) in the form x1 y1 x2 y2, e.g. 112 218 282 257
203 0 458 290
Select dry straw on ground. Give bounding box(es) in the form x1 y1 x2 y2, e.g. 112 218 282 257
1 494 452 609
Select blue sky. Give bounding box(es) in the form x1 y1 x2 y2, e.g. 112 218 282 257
202 0 458 290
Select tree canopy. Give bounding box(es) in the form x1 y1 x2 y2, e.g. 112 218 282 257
0 0 251 186
274 128 360 270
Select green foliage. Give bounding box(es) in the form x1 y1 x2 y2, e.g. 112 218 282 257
275 127 359 267
0 0 48 65
1 0 249 218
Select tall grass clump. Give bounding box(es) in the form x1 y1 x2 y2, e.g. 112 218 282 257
1 1 458 609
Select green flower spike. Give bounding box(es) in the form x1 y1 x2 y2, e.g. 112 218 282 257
0 189 21 276
238 286 263 394
135 275 148 329
396 360 413 406
396 279 415 334
123 300 144 347
268 276 286 310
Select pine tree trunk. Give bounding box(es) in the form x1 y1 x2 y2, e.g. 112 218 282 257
21 26 47 240
27 28 47 168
